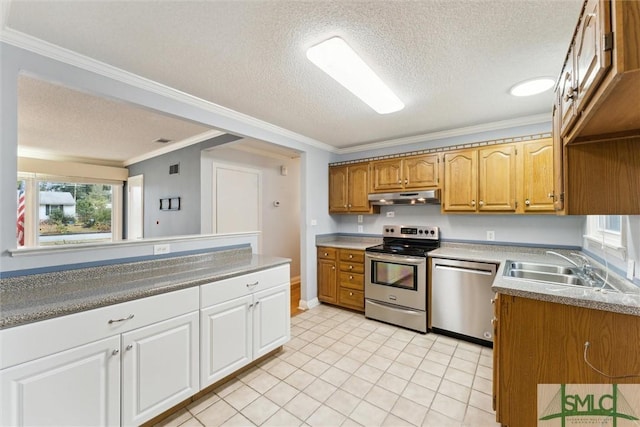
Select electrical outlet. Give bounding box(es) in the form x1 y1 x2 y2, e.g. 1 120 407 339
486 231 495 241
357 215 363 223
358 225 364 233
386 211 395 218
627 260 635 280
153 244 170 255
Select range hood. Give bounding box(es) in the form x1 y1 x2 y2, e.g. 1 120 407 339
368 189 441 205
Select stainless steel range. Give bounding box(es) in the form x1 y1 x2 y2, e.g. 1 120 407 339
364 225 440 333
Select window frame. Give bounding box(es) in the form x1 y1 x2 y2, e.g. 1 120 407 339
17 174 123 248
584 215 626 259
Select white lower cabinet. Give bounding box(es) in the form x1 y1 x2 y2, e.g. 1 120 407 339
0 265 290 426
200 265 290 388
0 287 199 427
0 335 121 427
121 311 199 426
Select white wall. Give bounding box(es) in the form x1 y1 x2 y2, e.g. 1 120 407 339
337 204 585 247
201 145 302 278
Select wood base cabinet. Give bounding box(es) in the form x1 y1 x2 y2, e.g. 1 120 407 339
494 294 640 426
317 247 365 312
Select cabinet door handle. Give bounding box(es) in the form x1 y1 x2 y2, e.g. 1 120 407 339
126 344 133 351
479 200 484 207
349 292 354 296
397 180 402 184
404 179 408 184
255 301 260 306
108 314 134 324
349 254 353 259
112 349 120 356
525 199 531 206
471 200 476 207
349 275 353 280
349 265 353 270
249 303 254 309
332 266 335 270
246 281 259 288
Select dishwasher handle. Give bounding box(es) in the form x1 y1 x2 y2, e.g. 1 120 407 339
434 264 495 276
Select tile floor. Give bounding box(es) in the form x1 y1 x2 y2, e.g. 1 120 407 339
157 304 500 427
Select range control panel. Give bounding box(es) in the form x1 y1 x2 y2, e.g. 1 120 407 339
382 225 440 240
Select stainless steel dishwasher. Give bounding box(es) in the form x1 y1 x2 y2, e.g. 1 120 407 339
430 258 497 346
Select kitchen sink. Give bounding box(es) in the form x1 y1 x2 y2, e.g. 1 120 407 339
503 260 608 289
506 269 588 286
506 261 576 275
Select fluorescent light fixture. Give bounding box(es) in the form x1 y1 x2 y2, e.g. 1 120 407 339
509 77 555 97
306 37 404 114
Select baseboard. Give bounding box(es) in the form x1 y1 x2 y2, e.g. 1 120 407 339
299 297 320 310
290 275 301 286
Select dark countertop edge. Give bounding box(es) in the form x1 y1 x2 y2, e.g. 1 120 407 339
0 256 290 330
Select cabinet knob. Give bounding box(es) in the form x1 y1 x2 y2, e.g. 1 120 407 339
404 179 408 184
332 266 335 270
471 200 476 207
348 204 352 208
479 200 484 206
349 292 354 296
349 254 353 259
324 252 328 256
548 192 555 199
398 180 402 184
112 349 120 356
563 88 577 102
349 265 353 270
525 199 531 206
349 275 353 280
126 344 133 351
491 318 497 326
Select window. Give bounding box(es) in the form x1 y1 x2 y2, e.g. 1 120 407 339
585 215 625 254
16 176 122 248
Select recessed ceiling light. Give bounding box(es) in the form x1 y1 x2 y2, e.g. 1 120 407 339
306 37 404 114
509 78 555 97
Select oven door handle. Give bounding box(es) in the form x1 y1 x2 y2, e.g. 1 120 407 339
366 253 425 264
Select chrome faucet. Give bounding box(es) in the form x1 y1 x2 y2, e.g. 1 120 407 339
545 251 581 268
546 251 599 283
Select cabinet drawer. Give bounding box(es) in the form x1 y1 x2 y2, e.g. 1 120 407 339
317 247 337 260
338 288 364 311
0 287 199 370
339 272 364 290
339 262 364 274
339 250 364 263
200 265 290 308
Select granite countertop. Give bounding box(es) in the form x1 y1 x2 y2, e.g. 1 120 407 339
0 248 290 330
430 243 640 316
316 235 382 251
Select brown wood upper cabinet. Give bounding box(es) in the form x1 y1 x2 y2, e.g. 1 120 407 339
521 139 555 212
328 163 379 214
558 0 640 142
553 0 640 214
370 154 440 193
443 140 554 214
443 145 517 213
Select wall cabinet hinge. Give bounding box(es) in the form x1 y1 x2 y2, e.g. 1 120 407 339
515 201 518 209
603 32 614 51
515 148 518 155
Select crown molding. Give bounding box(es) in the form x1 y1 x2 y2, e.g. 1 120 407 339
336 113 552 154
0 27 337 153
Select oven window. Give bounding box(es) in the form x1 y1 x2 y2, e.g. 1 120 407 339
371 261 417 290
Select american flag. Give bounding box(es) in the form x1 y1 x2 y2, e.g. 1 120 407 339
17 187 25 247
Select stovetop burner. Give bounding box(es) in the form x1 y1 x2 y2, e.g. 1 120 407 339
365 225 440 257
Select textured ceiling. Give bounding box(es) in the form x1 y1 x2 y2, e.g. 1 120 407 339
17 76 215 165
5 0 583 156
